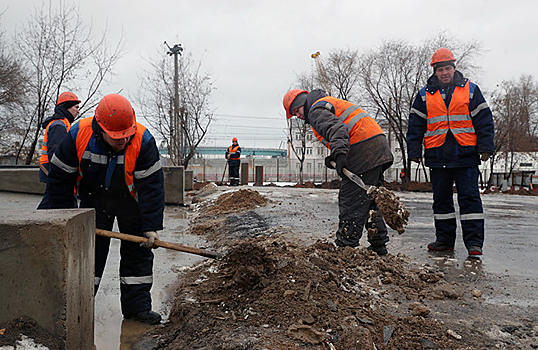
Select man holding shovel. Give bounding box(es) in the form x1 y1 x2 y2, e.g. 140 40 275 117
283 89 393 255
47 93 165 325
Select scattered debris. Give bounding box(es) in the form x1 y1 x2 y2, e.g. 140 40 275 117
447 329 462 340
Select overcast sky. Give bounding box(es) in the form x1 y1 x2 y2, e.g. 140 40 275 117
2 0 538 149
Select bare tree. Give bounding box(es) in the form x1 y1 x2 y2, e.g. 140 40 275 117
136 47 214 168
13 0 123 164
286 118 308 184
0 21 27 155
358 35 482 184
490 74 538 186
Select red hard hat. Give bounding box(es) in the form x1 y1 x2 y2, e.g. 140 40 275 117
57 92 81 106
95 94 137 139
283 89 308 119
232 137 238 142
431 48 456 67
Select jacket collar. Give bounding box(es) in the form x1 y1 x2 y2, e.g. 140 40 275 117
425 70 467 94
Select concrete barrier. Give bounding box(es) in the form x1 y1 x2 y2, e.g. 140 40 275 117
0 168 44 194
241 163 249 185
185 170 194 191
163 166 185 205
255 166 264 186
0 166 186 205
0 209 95 349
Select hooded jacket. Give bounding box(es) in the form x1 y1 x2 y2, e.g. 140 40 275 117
38 105 75 182
407 71 495 168
304 89 393 175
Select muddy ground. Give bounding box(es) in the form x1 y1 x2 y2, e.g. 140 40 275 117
145 187 537 350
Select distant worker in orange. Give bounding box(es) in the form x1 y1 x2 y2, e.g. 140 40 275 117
225 137 241 186
37 92 80 209
283 89 393 255
406 48 494 257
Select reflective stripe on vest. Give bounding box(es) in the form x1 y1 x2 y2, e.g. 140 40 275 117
309 97 384 149
424 81 477 149
74 117 147 199
228 145 240 160
39 118 71 165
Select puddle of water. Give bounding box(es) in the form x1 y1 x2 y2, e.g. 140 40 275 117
94 207 207 349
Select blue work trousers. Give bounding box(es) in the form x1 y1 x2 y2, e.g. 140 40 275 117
430 166 485 248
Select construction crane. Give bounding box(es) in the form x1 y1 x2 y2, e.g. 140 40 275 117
311 51 332 95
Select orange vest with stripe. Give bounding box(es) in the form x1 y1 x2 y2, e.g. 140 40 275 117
74 117 146 198
228 145 240 160
424 81 477 149
39 118 71 165
310 97 384 149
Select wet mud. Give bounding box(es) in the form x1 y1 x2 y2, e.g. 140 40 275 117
144 186 537 349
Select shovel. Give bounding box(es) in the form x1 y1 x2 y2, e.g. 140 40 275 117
96 229 222 259
330 161 372 192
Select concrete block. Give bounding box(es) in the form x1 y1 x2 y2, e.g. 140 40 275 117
241 163 249 185
0 209 95 350
255 166 264 186
163 166 185 205
0 168 44 194
185 170 194 191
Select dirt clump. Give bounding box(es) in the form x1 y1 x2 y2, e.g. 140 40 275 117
0 316 61 349
368 186 410 234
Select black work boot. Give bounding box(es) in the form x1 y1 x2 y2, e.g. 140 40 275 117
367 245 388 256
125 310 162 325
427 241 454 251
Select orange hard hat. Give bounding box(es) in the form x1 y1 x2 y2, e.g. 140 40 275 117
283 89 308 119
57 92 81 106
431 48 456 67
232 137 238 142
95 94 137 139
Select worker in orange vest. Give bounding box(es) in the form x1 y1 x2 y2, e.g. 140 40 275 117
47 94 165 325
406 48 494 257
225 137 241 186
37 92 80 209
283 89 393 255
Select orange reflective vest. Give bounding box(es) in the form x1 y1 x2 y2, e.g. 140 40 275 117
310 97 384 149
74 117 146 198
424 81 477 149
39 118 71 165
228 145 240 160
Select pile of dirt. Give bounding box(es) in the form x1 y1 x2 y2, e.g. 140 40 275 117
206 189 268 215
0 316 61 349
151 240 494 349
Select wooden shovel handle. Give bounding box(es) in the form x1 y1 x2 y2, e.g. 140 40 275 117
95 229 222 259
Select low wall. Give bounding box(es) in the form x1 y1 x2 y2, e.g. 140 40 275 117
0 166 186 205
0 168 45 194
0 209 95 349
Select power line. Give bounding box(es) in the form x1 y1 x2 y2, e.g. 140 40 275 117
214 113 283 120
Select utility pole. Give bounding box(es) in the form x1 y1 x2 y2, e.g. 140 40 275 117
164 41 183 164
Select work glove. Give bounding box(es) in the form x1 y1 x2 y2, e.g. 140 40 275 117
409 157 421 164
324 155 335 169
480 153 491 161
334 154 348 177
141 231 160 249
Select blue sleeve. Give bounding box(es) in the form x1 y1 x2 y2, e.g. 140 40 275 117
134 132 165 232
406 91 427 159
48 128 79 209
469 84 495 153
46 121 68 161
